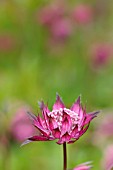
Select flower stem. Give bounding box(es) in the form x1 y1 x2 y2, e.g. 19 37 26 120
63 142 67 170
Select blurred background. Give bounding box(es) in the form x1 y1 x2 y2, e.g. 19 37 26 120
0 0 113 170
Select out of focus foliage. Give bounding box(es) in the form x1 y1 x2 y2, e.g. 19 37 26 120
0 0 113 170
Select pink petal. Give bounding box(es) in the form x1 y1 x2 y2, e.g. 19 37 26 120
71 126 79 138
27 111 37 121
73 161 92 170
38 101 50 114
34 120 50 137
57 139 64 145
61 113 71 136
62 132 71 142
78 106 84 125
49 117 58 130
57 132 71 144
68 139 77 144
52 128 61 138
70 96 81 113
21 135 55 146
84 111 100 125
37 115 47 129
38 101 50 130
53 93 65 110
28 135 54 141
79 123 90 137
21 139 32 146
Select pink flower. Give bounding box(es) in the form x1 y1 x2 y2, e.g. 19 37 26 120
72 4 93 24
91 43 113 68
73 162 92 170
37 4 64 26
22 94 99 145
101 145 113 170
50 18 72 40
11 107 35 142
36 3 73 42
92 112 113 147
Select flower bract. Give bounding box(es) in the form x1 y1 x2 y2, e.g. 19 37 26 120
73 161 92 170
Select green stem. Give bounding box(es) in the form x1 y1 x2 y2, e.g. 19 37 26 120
63 142 67 170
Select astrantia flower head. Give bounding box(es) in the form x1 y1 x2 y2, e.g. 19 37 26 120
22 94 99 145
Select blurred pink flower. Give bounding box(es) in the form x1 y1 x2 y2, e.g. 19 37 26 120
36 3 73 43
50 18 72 40
91 43 113 68
11 107 35 142
37 4 64 26
92 113 113 147
0 34 15 51
22 94 99 145
73 162 92 170
72 4 93 24
101 145 113 170
97 114 113 137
